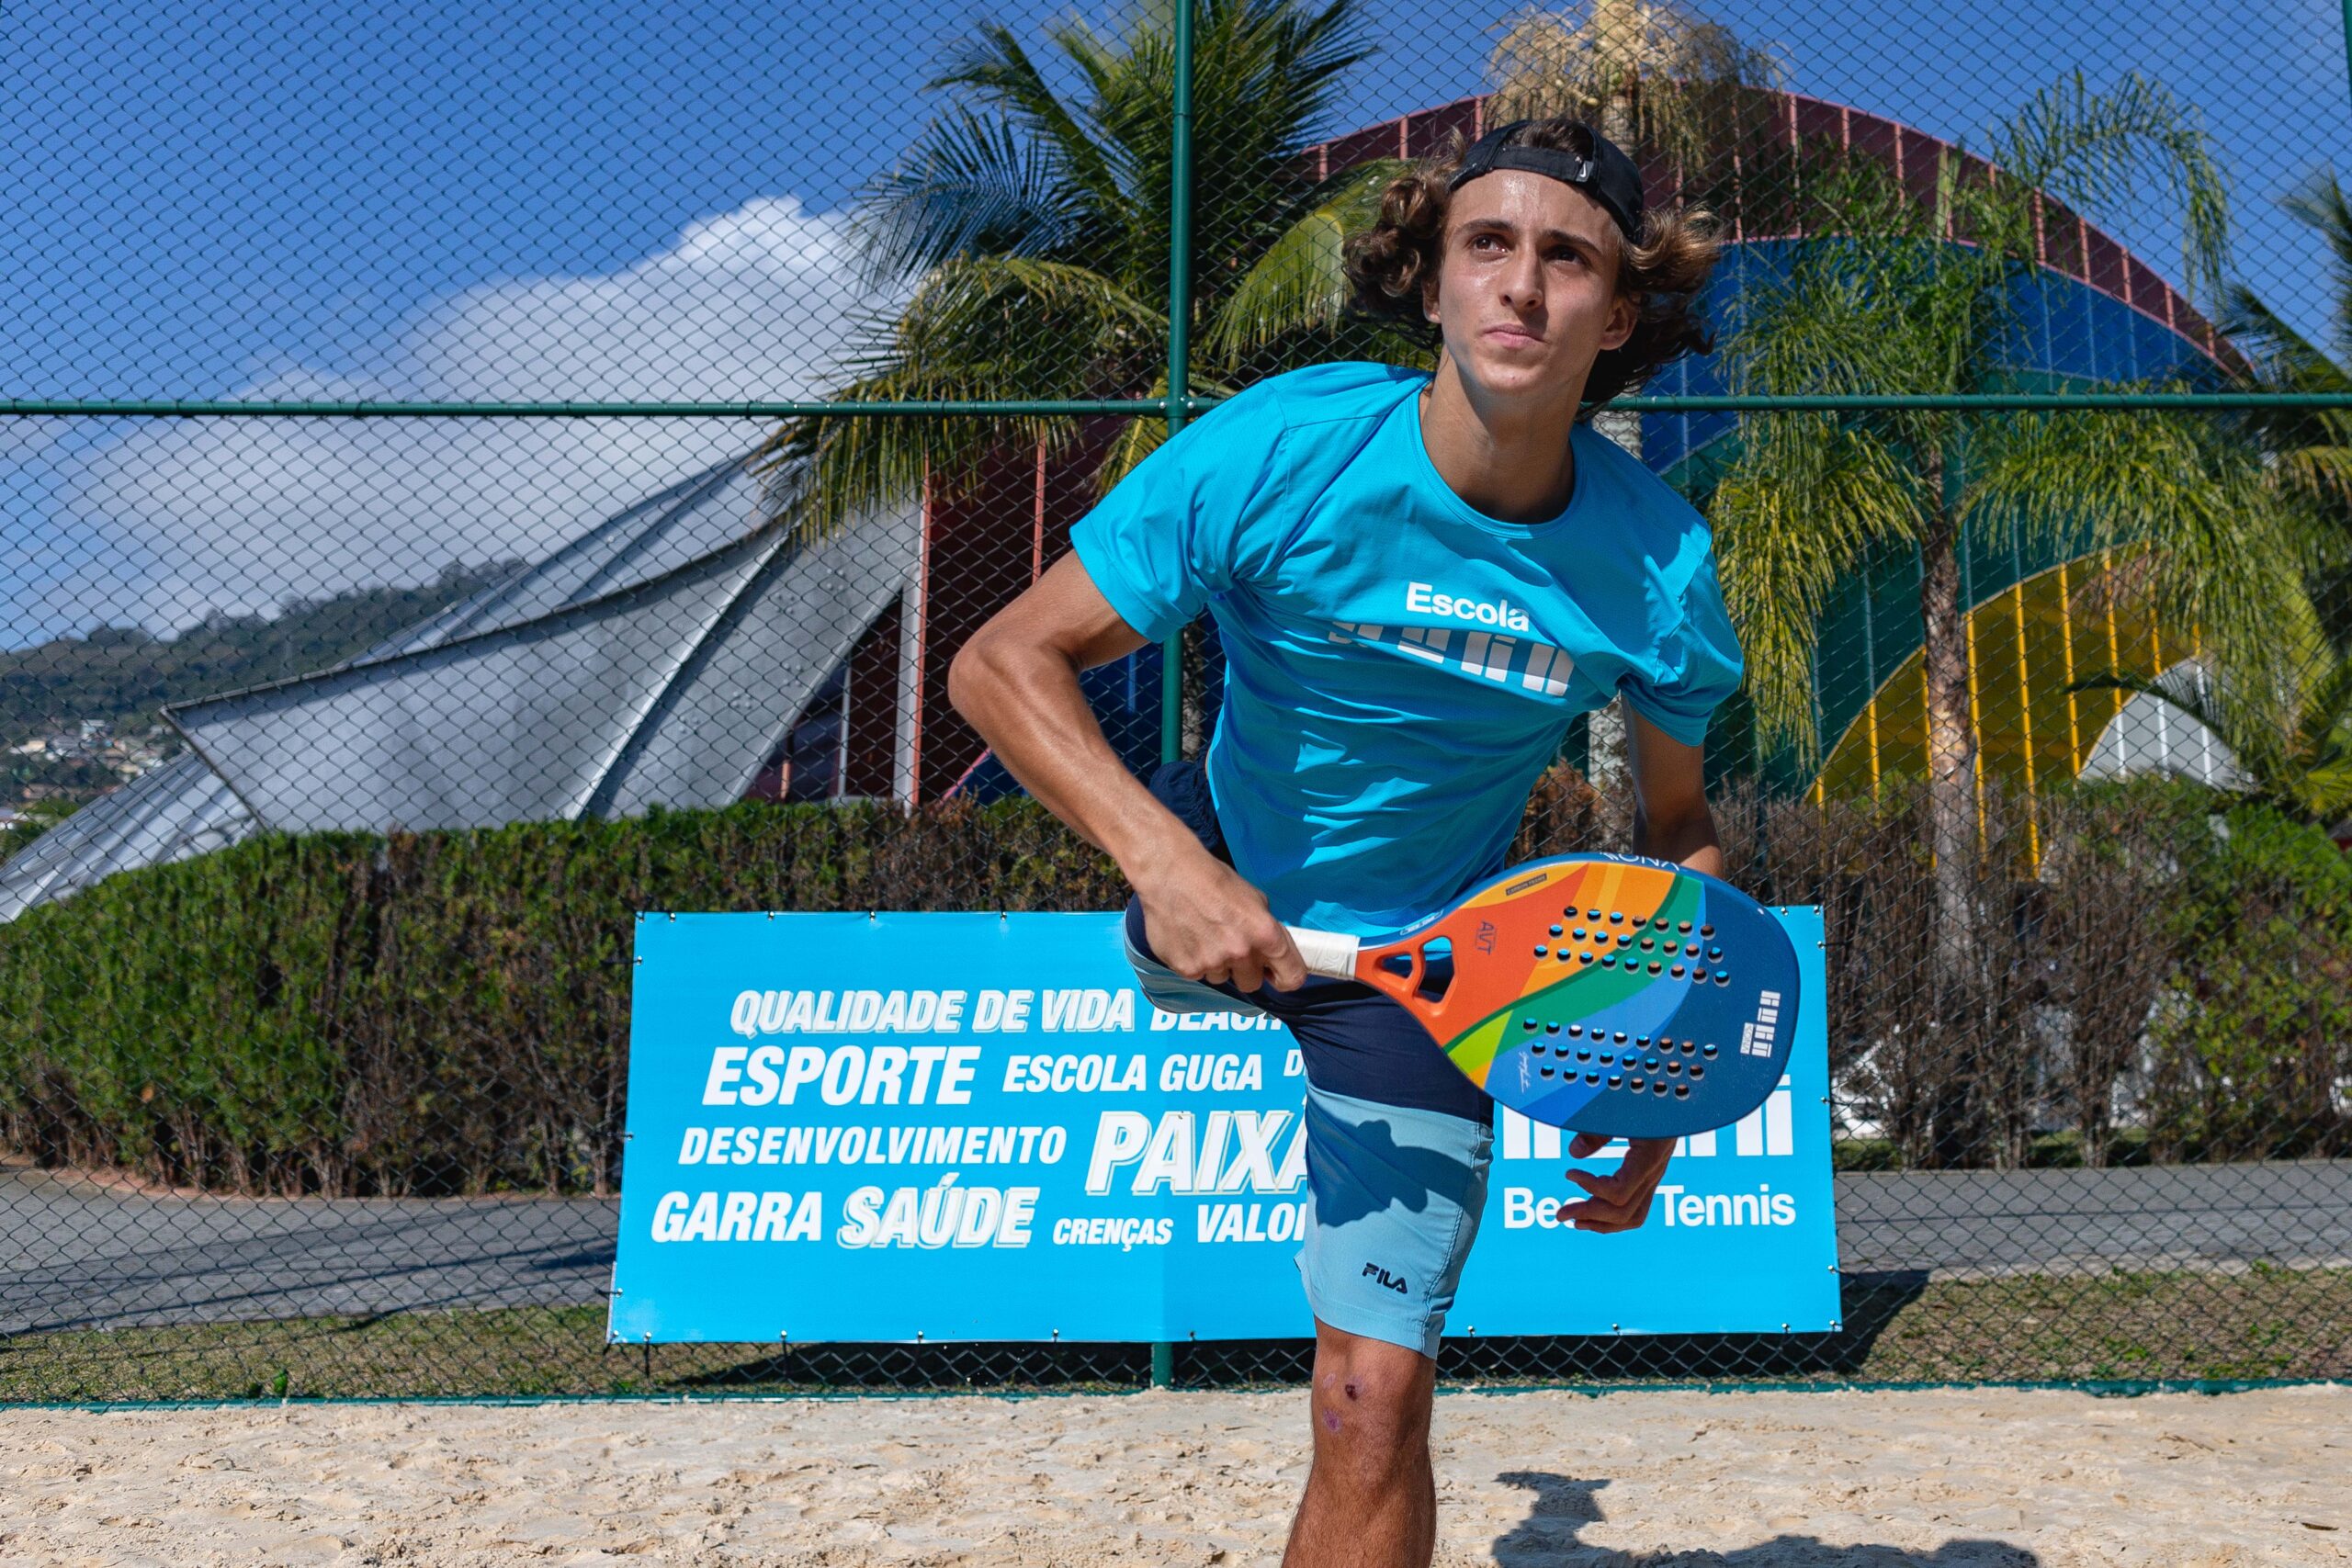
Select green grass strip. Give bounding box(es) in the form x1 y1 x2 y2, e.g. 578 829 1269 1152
3 1266 2344 1405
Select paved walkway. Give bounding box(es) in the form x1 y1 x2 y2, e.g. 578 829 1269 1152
4 1160 2348 1332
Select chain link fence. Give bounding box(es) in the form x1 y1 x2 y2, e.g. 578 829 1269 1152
2 0 2347 1400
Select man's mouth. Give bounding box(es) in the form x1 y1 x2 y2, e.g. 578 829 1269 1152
1485 324 1543 344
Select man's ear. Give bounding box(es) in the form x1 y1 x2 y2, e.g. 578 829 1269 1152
1422 274 1440 324
1600 291 1642 353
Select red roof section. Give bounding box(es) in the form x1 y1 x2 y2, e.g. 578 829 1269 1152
1302 87 2245 376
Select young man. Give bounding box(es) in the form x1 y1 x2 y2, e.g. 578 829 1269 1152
948 116 1739 1567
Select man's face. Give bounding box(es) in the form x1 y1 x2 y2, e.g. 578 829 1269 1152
1422 168 1639 400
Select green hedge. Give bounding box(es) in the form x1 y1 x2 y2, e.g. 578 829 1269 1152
2 773 2345 1195
2145 800 2352 1160
0 797 1127 1197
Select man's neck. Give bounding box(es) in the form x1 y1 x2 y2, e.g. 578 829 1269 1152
1417 355 1586 525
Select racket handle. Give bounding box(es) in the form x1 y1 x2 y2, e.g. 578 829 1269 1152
1282 926 1361 981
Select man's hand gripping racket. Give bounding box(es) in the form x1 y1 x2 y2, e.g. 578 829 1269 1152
1282 852 1800 1140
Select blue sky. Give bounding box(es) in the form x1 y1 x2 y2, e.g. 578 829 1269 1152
5 0 2348 647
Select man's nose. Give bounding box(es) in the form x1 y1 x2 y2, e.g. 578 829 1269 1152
1500 249 1544 310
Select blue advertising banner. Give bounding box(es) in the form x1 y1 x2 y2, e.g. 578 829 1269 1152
608 908 1838 1345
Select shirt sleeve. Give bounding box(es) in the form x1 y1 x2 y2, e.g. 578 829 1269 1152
1067 381 1291 643
1619 547 1745 749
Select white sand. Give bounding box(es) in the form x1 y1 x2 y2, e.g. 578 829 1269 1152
0 1385 2346 1566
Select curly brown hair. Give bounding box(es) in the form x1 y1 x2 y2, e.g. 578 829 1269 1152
1340 117 1724 417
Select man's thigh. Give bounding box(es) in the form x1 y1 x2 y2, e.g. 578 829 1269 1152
1295 1078 1493 1360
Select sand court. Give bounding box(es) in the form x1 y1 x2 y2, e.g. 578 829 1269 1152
0 1384 2346 1565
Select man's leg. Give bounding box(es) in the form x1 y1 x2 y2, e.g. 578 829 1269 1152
1278 1078 1491 1568
1282 1317 1440 1568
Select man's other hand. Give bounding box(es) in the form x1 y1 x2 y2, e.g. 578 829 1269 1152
1133 847 1308 996
1556 1133 1674 1234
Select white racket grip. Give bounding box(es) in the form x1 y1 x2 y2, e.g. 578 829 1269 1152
1283 925 1361 981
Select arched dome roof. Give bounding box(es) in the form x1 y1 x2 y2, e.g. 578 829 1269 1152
2 456 920 919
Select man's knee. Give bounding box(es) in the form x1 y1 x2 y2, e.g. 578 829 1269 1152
1307 1326 1434 1485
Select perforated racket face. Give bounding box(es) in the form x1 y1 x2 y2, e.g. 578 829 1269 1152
1355 853 1800 1138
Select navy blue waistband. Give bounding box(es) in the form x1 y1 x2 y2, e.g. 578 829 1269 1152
1126 760 1491 1123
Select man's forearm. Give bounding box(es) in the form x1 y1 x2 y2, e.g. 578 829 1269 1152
1631 806 1724 878
947 637 1198 884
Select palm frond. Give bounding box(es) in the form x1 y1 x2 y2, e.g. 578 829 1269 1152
1096 370 1176 499
2208 278 2352 513
2276 445 2352 517
931 21 1130 226
2291 653 2352 764
1482 0 1787 175
2064 657 2329 812
2064 664 2224 728
1191 0 1373 161
2215 280 2350 390
1090 0 1374 301
753 257 1165 541
850 255 1164 379
1085 368 1267 497
1722 206 1998 466
1707 415 1924 760
1980 69 2231 308
2302 761 2352 818
2276 167 2352 369
851 107 1088 284
1199 161 1403 362
1962 394 2318 716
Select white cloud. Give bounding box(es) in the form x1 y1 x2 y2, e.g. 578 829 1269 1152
39 194 898 637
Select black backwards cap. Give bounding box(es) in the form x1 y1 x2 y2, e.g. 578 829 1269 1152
1445 118 1646 242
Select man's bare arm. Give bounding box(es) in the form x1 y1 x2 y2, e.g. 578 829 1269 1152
1625 702 1724 875
945 551 1306 993
1556 704 1720 1231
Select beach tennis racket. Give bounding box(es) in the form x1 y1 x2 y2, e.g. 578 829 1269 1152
1281 852 1799 1139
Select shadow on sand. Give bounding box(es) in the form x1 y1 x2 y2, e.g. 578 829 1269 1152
1489 1472 2040 1566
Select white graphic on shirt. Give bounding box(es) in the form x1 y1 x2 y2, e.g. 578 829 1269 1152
1404 581 1533 633
1326 620 1577 696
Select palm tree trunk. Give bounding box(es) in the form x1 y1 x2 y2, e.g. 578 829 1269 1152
1585 88 1643 795
1916 446 1987 1166
1180 619 1208 761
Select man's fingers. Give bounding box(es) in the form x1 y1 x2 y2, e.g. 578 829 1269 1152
1562 1167 1620 1198
1566 1131 1608 1159
1555 1197 1632 1232
1264 928 1307 991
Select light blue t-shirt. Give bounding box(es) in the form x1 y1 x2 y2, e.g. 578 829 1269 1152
1071 361 1744 941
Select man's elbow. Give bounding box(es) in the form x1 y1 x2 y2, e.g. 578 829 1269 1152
945 634 1001 726
1641 791 1713 839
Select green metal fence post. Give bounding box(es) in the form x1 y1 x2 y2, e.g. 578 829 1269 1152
1149 0 1197 1393
1158 0 1196 775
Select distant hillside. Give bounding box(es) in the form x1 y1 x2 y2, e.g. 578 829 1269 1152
0 560 526 747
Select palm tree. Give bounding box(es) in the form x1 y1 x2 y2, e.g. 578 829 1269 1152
1483 0 1785 189
1477 0 1783 783
2069 650 2352 825
753 0 1424 545
2212 166 2352 655
1704 72 2320 1164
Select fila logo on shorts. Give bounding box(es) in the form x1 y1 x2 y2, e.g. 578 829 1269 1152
1740 990 1782 1058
